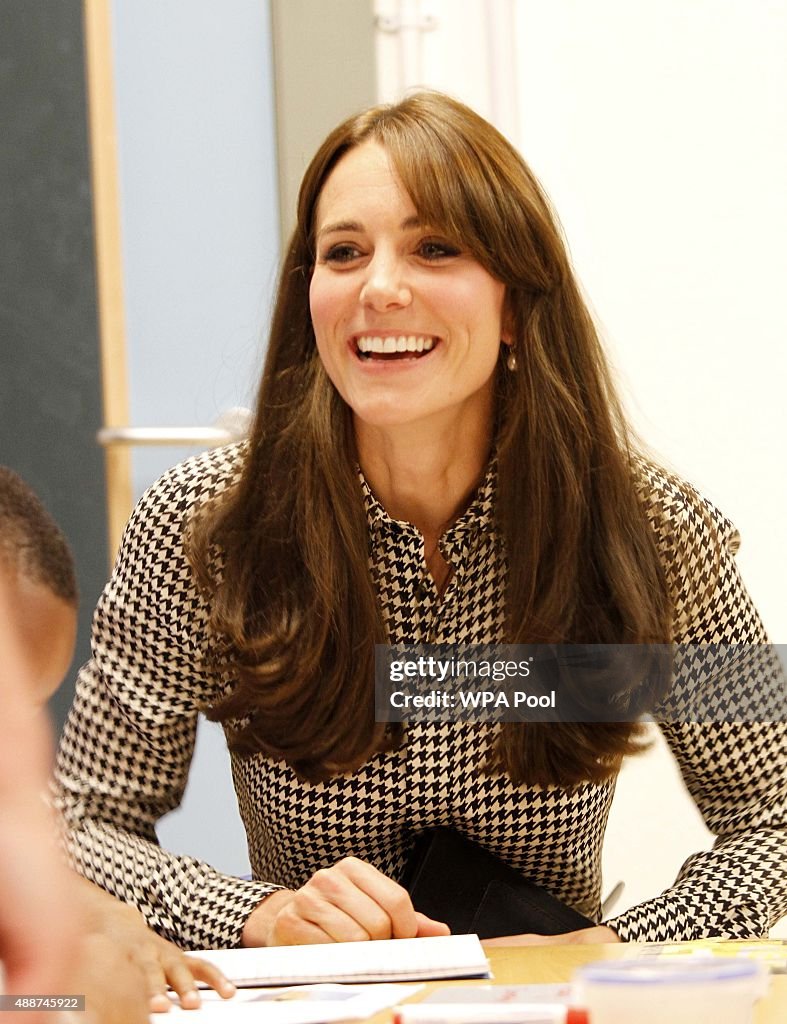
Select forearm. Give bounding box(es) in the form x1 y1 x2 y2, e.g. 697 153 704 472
608 717 785 943
605 827 787 941
54 659 275 949
59 799 276 949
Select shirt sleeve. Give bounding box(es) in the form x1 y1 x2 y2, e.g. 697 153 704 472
52 448 278 950
605 472 787 940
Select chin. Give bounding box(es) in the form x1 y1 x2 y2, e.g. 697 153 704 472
351 400 424 431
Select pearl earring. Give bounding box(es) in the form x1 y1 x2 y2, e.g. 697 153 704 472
506 348 517 372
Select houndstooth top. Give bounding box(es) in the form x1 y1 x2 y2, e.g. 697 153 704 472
53 443 787 950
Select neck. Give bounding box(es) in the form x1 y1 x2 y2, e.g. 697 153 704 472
355 413 493 545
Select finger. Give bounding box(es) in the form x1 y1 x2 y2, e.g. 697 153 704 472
133 946 170 1003
289 882 378 942
304 864 405 940
414 912 451 937
185 956 237 999
270 904 337 946
149 992 174 1013
132 943 198 1011
158 955 202 1009
332 858 419 939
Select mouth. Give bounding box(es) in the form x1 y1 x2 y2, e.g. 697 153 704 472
354 335 439 362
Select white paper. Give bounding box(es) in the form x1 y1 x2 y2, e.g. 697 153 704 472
159 983 423 1023
187 935 490 986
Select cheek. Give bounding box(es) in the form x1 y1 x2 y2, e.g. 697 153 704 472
475 279 506 333
16 599 77 706
308 273 344 343
30 644 73 707
440 275 505 337
309 280 351 399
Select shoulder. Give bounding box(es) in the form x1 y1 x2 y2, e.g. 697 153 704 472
110 443 247 597
92 447 249 711
631 455 740 561
630 456 756 639
130 442 247 525
119 442 247 556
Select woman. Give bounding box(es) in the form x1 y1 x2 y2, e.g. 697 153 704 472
54 92 785 952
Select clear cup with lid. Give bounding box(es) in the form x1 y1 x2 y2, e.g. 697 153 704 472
573 957 767 1024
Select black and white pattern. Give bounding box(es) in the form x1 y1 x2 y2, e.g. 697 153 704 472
53 444 786 949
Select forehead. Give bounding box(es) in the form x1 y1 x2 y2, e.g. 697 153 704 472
314 141 416 232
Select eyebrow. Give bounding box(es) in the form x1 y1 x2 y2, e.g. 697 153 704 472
316 215 423 239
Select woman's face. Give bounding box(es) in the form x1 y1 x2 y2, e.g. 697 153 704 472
309 141 509 439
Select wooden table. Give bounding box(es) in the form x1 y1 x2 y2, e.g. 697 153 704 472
390 944 786 1024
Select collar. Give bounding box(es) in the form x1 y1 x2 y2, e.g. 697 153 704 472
358 456 497 547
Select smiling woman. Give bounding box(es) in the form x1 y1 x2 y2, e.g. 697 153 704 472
53 92 786 954
309 140 508 456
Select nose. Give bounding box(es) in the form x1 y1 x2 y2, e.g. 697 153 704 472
359 254 412 311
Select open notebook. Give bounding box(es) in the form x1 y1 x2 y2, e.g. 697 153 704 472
187 935 491 986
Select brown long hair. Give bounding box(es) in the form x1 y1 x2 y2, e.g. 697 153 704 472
187 91 673 787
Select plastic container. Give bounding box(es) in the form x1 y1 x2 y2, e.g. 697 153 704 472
573 957 767 1024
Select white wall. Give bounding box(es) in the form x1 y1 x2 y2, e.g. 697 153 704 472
512 0 786 641
373 0 786 932
511 0 786 932
375 0 521 141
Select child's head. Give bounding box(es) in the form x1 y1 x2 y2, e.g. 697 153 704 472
0 467 78 704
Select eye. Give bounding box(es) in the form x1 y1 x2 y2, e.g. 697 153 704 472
417 238 462 261
320 243 363 265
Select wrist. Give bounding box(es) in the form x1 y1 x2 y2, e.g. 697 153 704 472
241 889 295 947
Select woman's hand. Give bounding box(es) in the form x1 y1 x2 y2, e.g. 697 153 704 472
483 925 621 947
241 857 450 946
76 878 236 1011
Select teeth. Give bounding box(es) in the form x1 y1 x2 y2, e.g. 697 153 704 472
356 335 436 354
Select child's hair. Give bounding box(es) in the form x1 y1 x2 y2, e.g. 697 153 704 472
0 467 77 604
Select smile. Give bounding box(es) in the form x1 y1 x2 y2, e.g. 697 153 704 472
355 335 438 361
